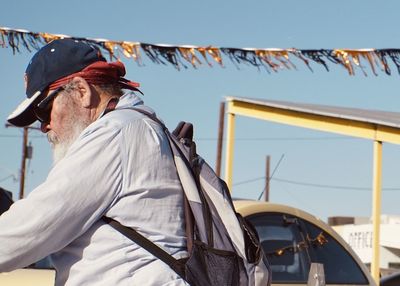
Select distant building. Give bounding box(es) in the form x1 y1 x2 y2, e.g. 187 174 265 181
330 215 400 274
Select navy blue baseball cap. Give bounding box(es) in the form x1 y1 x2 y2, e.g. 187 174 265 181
7 38 106 127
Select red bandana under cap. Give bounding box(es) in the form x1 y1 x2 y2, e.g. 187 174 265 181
48 61 141 93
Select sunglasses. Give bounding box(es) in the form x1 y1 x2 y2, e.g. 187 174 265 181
33 86 65 123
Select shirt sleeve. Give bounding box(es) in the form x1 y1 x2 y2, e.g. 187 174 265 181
0 121 123 272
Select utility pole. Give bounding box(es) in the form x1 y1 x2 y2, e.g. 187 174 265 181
258 153 284 201
215 102 225 177
5 124 39 200
265 155 270 201
19 127 28 199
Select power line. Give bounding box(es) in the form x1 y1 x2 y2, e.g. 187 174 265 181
0 166 16 175
233 176 265 186
233 176 400 192
0 174 16 183
278 184 320 215
272 177 371 190
1 134 357 140
4 124 41 199
0 134 45 138
195 136 358 142
273 177 400 191
258 154 285 200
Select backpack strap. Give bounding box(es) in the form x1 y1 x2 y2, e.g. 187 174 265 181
102 216 185 278
101 106 192 278
129 109 196 253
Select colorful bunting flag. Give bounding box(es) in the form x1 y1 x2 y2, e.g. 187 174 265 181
1 26 400 76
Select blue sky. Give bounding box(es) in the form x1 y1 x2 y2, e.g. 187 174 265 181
1 0 400 221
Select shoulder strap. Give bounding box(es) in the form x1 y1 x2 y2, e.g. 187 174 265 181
130 108 196 252
102 216 185 277
101 106 194 276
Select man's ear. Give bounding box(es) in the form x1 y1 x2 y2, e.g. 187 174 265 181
71 76 92 108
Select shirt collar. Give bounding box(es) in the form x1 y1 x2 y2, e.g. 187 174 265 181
99 97 120 118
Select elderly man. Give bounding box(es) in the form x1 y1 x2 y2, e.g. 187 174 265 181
1 39 188 285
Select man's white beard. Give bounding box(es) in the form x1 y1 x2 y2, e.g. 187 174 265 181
48 120 89 165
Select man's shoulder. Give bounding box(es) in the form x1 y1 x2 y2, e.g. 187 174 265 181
83 107 160 142
100 106 154 129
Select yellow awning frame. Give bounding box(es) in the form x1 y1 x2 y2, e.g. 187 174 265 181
223 97 400 284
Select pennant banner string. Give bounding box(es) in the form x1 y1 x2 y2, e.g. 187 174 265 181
1 26 400 76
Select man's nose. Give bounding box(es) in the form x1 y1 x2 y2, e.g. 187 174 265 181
40 122 50 133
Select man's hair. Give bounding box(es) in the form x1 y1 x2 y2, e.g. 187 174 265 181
94 84 124 97
63 81 124 98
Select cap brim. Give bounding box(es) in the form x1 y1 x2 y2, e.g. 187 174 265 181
7 91 42 127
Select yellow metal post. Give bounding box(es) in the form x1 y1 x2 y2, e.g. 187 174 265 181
227 99 400 144
371 140 382 284
224 102 236 191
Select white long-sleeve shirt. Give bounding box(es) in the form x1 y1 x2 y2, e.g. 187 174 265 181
0 92 189 285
